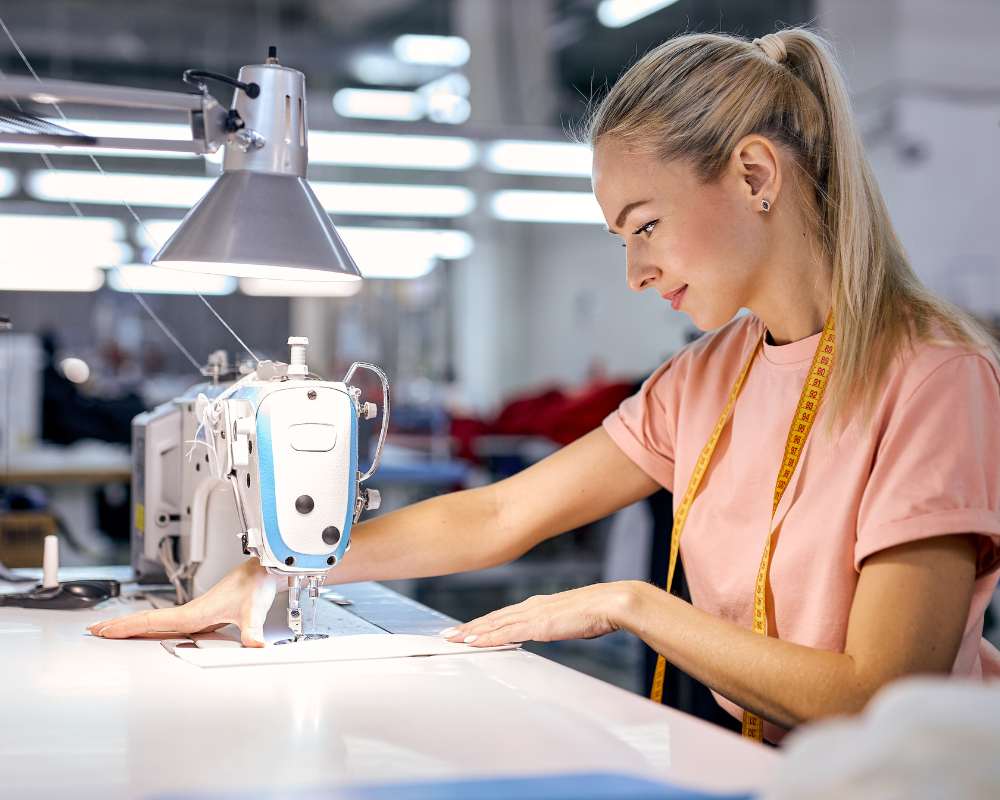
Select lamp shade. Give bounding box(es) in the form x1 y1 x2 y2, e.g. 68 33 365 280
152 170 362 282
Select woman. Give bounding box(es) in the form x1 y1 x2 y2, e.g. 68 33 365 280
90 28 1000 744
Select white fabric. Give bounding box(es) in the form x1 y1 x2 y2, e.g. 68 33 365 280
764 678 1000 799
165 633 519 668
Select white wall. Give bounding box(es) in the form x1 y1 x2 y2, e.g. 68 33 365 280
518 220 692 391
818 0 1000 316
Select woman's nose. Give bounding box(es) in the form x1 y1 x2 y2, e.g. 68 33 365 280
626 254 660 292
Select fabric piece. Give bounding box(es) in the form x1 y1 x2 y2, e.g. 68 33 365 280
604 312 1000 743
166 633 519 668
764 678 1000 799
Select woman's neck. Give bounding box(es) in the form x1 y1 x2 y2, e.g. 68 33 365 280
750 235 833 346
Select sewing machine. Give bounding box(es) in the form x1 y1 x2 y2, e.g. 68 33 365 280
132 337 388 640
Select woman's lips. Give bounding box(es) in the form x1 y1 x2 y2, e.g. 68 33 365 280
662 284 688 310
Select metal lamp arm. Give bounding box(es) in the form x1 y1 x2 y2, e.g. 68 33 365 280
0 74 229 154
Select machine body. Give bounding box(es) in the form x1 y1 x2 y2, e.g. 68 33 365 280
132 340 387 638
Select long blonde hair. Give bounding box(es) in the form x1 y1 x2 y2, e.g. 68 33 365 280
586 27 999 430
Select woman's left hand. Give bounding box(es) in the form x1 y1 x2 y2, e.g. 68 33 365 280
440 581 640 647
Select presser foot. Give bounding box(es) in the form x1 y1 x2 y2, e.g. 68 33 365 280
274 633 329 646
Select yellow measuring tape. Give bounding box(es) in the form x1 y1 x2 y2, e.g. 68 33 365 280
649 312 835 742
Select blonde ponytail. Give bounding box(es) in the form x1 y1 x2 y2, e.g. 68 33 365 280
587 27 999 430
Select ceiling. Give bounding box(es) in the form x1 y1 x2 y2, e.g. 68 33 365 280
0 0 816 128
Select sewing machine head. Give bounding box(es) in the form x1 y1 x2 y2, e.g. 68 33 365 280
132 337 388 641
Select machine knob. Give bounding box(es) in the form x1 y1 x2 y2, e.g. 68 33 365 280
365 488 381 511
322 526 341 546
234 417 255 437
362 402 377 420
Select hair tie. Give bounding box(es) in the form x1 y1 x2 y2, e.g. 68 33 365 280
753 34 787 64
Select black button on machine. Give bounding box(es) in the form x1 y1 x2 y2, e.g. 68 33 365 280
322 526 341 546
295 494 314 514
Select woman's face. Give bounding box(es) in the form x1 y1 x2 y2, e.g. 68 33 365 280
592 136 767 332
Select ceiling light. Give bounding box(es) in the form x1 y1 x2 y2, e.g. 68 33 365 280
0 168 16 197
484 140 592 177
107 264 236 295
309 131 477 171
596 0 681 28
28 169 474 219
0 230 130 265
490 190 606 224
310 181 475 218
350 52 433 86
417 73 471 125
240 278 363 297
27 169 212 208
0 214 125 240
333 88 424 121
393 35 470 67
0 262 105 292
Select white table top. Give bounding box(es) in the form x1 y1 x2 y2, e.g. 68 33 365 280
0 569 778 799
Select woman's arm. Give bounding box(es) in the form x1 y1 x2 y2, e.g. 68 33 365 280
89 428 661 642
449 533 979 729
326 427 661 584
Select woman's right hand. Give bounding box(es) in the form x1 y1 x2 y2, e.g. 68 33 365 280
87 557 280 647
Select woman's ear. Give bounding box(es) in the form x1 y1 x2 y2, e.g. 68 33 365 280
731 135 782 211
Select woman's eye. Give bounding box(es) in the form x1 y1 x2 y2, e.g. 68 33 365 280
633 220 659 237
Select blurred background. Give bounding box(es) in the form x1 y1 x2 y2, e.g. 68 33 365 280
1 0 997 697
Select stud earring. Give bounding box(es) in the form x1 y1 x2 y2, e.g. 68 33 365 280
761 199 771 212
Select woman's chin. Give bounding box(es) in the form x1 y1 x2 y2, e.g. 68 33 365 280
686 303 741 332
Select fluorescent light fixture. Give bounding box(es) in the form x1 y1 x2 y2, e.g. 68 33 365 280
240 278 363 297
350 52 432 86
333 88 424 121
310 181 475 218
309 131 477 171
490 190 606 224
393 35 470 67
484 140 592 177
107 264 235 295
597 0 681 28
26 169 472 219
417 73 471 125
0 221 130 264
0 168 15 197
342 228 471 278
27 169 213 208
0 214 125 241
358 256 436 280
0 262 105 292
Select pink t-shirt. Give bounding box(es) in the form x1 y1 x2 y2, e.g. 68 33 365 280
604 312 1000 743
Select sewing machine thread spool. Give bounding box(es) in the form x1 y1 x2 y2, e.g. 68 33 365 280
42 535 59 589
287 336 308 378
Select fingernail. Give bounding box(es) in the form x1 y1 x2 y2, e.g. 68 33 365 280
463 635 478 644
439 627 457 637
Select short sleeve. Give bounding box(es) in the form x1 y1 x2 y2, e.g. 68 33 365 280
856 353 1000 575
602 355 685 492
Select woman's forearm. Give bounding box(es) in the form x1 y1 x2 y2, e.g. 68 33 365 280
620 582 870 729
619 534 977 730
322 484 518 585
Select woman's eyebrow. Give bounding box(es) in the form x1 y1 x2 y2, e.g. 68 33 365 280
607 199 651 233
